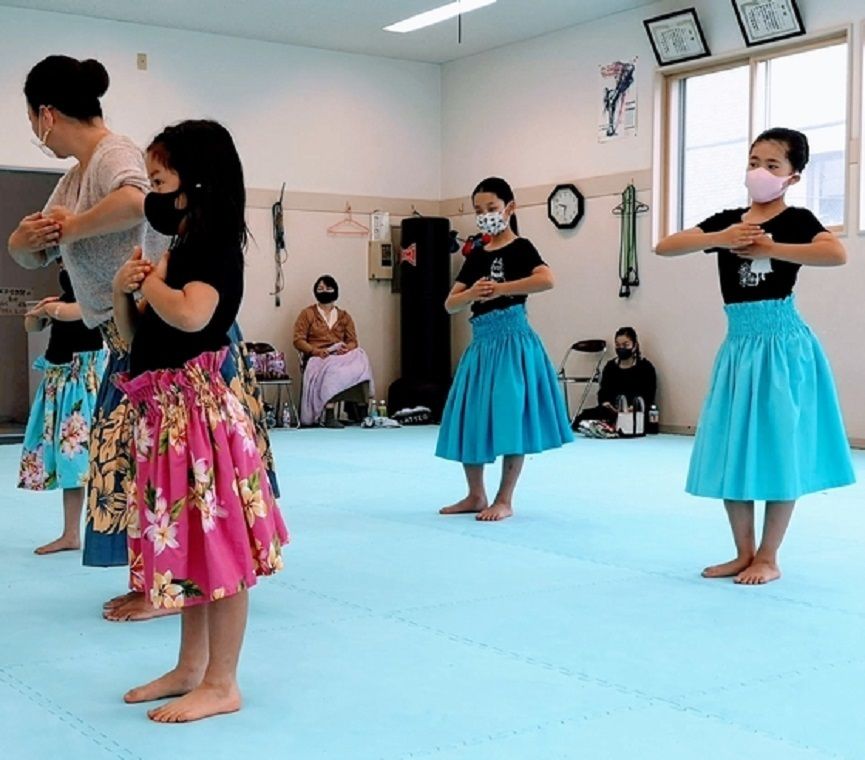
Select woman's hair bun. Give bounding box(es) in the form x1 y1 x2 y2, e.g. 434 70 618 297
80 58 110 98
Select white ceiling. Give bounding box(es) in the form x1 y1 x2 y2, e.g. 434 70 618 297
0 0 660 63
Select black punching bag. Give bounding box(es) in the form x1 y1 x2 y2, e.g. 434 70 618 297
387 216 452 420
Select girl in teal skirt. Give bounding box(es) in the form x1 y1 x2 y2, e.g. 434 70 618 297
656 128 855 585
19 264 106 554
436 177 573 521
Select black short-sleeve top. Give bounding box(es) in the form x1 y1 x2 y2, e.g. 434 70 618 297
455 237 546 316
129 237 243 377
45 268 104 365
696 207 827 304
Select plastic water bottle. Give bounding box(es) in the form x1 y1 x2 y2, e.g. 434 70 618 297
648 404 660 435
368 399 378 420
264 403 277 429
377 399 388 418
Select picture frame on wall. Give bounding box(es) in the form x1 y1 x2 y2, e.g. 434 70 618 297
731 0 805 47
643 8 711 67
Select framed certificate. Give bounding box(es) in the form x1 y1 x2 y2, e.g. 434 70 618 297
643 8 711 67
732 0 805 46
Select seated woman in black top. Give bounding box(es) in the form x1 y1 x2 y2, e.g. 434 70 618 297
573 326 656 428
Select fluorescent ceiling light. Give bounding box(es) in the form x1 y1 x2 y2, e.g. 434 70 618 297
384 0 497 33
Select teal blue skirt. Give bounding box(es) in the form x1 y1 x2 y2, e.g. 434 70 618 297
686 296 855 501
18 350 107 491
436 304 573 465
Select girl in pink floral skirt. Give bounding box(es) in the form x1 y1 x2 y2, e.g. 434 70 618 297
111 120 288 723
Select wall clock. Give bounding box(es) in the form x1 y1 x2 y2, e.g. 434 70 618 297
547 184 584 229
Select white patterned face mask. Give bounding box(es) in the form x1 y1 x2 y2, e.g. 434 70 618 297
476 211 508 236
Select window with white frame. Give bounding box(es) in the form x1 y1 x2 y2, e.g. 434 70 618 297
666 39 849 233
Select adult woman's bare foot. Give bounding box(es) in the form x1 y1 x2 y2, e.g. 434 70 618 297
147 683 241 723
439 495 487 515
103 591 139 610
104 594 180 622
735 561 781 585
124 668 204 704
476 502 513 522
701 556 754 578
34 536 81 555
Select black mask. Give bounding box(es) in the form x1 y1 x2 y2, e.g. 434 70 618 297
315 289 338 304
144 190 187 236
616 347 634 360
314 276 339 304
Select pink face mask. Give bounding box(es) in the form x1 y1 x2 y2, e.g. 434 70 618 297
745 167 793 203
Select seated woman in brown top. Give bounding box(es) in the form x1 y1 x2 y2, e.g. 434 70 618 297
293 275 374 427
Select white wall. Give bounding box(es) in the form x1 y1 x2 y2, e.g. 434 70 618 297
442 0 865 441
0 5 441 396
1 2 863 439
0 6 442 197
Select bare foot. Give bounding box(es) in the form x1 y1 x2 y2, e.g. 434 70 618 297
124 668 204 704
701 556 754 578
735 561 781 585
34 537 81 555
147 683 241 723
476 502 513 522
103 591 139 611
104 594 181 622
439 494 487 515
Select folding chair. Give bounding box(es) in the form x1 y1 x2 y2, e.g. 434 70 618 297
244 342 299 429
297 351 370 426
557 339 607 423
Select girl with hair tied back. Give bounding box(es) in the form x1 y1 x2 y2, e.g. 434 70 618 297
656 127 854 585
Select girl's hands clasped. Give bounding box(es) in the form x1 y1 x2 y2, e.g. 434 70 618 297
718 222 767 250
25 296 60 319
468 277 496 302
114 246 153 295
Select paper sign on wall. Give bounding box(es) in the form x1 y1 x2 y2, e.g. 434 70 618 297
0 287 33 316
371 211 391 242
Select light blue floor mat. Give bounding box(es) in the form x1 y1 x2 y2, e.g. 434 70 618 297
0 429 862 759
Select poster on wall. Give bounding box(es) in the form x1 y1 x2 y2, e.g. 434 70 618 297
0 287 33 316
599 59 637 142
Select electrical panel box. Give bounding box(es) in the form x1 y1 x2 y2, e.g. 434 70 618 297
368 240 394 281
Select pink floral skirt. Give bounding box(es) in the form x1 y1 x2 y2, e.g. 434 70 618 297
117 349 289 609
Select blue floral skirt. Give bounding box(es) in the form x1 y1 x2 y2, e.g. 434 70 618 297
18 350 107 491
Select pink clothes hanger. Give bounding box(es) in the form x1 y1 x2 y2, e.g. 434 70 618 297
327 203 370 237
